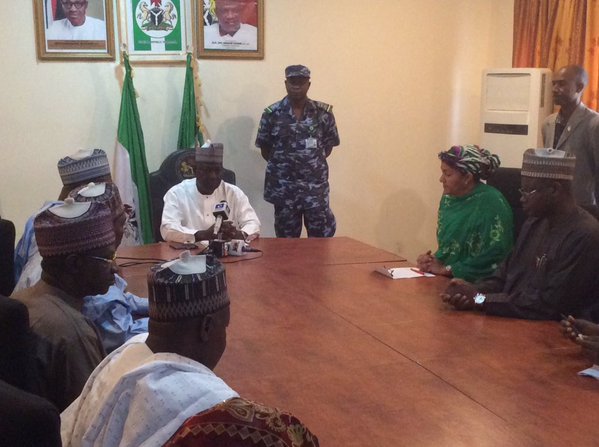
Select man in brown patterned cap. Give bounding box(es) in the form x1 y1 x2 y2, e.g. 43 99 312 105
15 152 148 355
441 148 599 321
68 182 150 353
11 199 117 411
14 148 113 291
62 253 318 447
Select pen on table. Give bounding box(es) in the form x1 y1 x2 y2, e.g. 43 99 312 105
410 268 426 276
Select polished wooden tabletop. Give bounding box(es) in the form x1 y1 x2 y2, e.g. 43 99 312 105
117 237 598 447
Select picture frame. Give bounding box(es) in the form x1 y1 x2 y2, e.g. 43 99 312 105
34 0 115 61
197 0 264 59
118 0 193 64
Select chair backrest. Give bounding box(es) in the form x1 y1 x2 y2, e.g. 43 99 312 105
149 149 236 242
0 219 16 296
0 295 33 388
0 379 61 447
486 167 526 240
0 295 42 399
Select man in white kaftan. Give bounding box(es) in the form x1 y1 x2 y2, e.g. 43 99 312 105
160 142 260 243
60 334 238 446
161 179 260 243
61 253 236 446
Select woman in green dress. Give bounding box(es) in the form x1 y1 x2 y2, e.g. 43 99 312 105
416 145 513 282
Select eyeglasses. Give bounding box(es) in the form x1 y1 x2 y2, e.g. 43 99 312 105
518 188 538 198
61 1 87 10
85 253 117 265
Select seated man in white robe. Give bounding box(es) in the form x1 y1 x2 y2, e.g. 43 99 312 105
61 253 238 446
61 252 318 447
161 142 261 243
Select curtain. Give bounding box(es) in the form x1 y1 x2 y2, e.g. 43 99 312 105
584 1 599 109
513 0 598 110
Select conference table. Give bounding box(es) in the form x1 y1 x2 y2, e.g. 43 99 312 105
117 237 598 447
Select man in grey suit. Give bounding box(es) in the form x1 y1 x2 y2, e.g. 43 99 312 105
542 65 599 209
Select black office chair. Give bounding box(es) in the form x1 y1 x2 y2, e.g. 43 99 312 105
148 149 236 242
0 379 61 447
0 218 16 296
486 167 526 240
0 295 40 394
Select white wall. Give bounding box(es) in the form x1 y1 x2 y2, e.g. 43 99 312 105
0 0 513 262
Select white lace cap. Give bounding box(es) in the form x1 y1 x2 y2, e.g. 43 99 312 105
534 148 566 158
163 251 207 275
76 182 107 198
68 149 95 160
48 198 91 218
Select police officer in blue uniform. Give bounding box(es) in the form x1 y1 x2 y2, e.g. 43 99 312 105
255 65 340 238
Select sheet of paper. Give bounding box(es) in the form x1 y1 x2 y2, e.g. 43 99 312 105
375 267 435 279
578 364 599 380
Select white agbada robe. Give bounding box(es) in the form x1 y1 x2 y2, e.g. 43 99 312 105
160 179 261 243
61 334 238 447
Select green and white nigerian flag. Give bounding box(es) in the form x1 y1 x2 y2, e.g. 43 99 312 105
113 52 153 245
177 53 204 149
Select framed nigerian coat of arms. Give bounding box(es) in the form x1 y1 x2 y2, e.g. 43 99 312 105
119 0 193 63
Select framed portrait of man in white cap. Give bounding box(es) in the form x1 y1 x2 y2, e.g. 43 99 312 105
34 0 115 61
197 0 264 59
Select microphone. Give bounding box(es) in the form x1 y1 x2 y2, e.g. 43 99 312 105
212 200 230 237
226 240 262 256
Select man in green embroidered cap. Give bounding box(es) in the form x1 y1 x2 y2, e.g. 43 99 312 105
441 148 599 321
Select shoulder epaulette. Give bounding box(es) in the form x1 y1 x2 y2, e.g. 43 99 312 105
315 101 333 113
264 101 281 114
